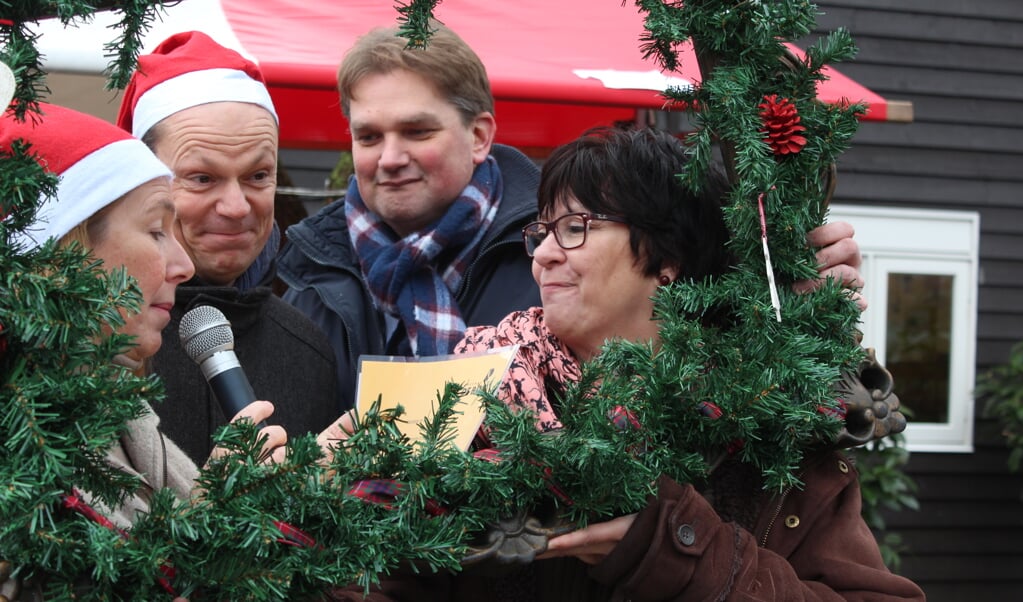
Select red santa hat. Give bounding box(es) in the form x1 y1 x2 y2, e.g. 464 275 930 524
1 103 171 248
116 30 278 139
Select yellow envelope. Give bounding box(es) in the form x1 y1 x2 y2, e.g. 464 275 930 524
355 345 518 450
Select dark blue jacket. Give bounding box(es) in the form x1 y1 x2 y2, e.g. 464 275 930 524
277 144 542 412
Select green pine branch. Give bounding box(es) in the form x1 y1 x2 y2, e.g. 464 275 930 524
2 0 879 597
608 0 868 493
0 0 167 114
395 0 442 48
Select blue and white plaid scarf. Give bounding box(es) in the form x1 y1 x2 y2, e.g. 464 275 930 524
347 157 502 355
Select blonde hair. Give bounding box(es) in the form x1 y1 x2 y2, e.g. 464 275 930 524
58 198 151 377
58 199 117 249
337 23 493 125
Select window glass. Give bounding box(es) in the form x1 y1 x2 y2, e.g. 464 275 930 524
829 204 979 452
885 273 953 423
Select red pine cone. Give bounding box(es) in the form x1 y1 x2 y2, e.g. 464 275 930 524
758 94 807 155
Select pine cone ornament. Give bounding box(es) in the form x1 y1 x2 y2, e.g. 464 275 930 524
758 94 807 155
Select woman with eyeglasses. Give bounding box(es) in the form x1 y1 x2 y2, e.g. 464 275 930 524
322 127 922 601
441 127 924 601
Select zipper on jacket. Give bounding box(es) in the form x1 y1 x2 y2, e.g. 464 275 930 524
760 482 795 547
455 238 522 300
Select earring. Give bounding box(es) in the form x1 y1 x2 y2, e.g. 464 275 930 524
658 274 672 286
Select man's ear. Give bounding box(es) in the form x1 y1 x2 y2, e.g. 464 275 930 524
470 112 497 164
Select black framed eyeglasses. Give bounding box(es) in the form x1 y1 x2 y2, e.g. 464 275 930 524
521 212 628 257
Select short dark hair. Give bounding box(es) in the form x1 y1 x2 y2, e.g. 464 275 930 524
537 126 732 281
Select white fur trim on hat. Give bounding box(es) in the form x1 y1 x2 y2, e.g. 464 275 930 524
0 61 14 111
130 67 278 138
16 138 172 249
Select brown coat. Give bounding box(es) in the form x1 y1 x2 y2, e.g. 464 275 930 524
329 451 925 602
592 451 925 601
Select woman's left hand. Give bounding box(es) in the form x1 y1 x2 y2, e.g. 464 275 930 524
207 400 288 464
537 513 636 565
317 409 358 450
793 221 867 310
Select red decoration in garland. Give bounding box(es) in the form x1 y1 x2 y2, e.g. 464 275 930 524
817 398 849 421
273 520 322 549
63 489 178 595
697 401 723 419
758 94 807 155
610 405 642 430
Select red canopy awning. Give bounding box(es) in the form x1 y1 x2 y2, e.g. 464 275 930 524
161 1 910 151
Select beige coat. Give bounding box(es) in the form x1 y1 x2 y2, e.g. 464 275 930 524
1 403 198 600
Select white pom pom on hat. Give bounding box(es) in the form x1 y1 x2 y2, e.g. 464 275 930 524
116 30 278 139
1 103 171 248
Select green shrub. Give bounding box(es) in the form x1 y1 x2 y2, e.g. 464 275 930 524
975 340 1023 471
854 433 919 573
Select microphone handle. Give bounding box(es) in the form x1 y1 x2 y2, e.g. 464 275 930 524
209 366 268 430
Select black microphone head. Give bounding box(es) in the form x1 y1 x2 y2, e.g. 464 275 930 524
179 305 235 364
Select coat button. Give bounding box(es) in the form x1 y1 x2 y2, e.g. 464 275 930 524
785 515 800 528
676 524 696 546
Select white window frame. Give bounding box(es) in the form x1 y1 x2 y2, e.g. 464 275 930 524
828 204 980 453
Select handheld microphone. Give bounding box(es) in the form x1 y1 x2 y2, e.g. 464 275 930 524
178 305 266 429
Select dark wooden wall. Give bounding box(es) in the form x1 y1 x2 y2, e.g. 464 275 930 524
813 1 1023 599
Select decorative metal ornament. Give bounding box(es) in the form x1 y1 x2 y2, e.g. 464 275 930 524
833 347 908 448
461 503 574 572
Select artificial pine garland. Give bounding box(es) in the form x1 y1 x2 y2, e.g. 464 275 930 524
2 0 872 599
0 0 164 119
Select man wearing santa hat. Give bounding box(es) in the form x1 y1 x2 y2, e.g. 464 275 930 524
117 31 338 466
0 98 290 599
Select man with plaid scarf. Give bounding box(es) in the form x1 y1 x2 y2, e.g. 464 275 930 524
277 24 543 412
276 23 866 415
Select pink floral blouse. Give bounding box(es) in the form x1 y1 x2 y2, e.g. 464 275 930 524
454 307 580 432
